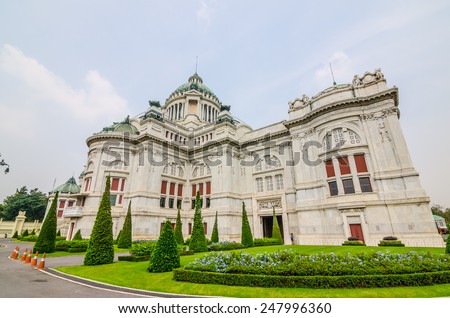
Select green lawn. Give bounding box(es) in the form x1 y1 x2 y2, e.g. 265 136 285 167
55 244 450 298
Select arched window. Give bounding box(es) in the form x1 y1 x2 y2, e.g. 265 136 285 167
322 128 362 151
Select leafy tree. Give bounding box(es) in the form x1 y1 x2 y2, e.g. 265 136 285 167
211 211 219 243
33 192 58 253
241 202 254 247
117 201 133 249
147 219 180 272
84 176 114 266
0 153 9 174
174 207 184 245
189 191 208 252
271 207 283 243
2 187 47 221
72 229 83 240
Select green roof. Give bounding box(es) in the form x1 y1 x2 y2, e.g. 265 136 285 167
167 73 220 103
53 177 80 194
101 115 140 135
433 215 445 220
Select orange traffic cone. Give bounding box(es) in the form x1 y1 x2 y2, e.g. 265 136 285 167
21 248 28 261
25 249 32 264
12 247 20 260
10 246 18 259
30 251 39 267
36 253 46 270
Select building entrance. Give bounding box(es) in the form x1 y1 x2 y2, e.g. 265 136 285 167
262 215 284 239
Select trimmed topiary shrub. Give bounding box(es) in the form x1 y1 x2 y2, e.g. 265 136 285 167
147 220 180 272
72 229 83 241
56 229 61 237
21 229 29 238
208 241 246 251
174 207 184 245
12 231 19 239
33 192 59 253
30 229 36 236
241 202 254 247
117 201 132 249
342 240 366 246
446 234 450 254
118 255 150 262
211 211 219 243
271 207 283 244
20 235 38 242
84 177 114 266
189 192 208 252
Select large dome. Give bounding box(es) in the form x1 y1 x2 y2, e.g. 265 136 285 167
53 177 80 194
101 115 140 135
166 73 220 103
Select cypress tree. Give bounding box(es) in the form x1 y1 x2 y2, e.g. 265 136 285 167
12 231 18 239
241 202 254 247
446 235 450 254
72 229 83 241
147 219 180 272
84 176 114 266
189 191 208 252
56 229 61 237
174 207 184 245
33 192 59 253
271 207 283 243
211 211 219 243
117 201 133 249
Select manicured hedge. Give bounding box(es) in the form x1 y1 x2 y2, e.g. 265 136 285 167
173 269 450 289
208 241 247 251
20 235 38 242
342 240 366 246
378 240 405 247
118 255 150 262
254 238 283 247
55 239 89 251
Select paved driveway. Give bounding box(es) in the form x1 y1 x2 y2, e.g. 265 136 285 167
0 238 187 298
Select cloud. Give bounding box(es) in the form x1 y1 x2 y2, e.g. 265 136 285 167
0 44 129 124
314 51 355 89
197 0 215 26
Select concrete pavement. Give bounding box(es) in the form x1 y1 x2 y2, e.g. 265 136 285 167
0 238 190 298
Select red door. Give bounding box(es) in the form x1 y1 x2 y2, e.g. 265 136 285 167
350 224 364 242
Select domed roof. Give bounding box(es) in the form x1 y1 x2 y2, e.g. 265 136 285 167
53 177 80 194
166 73 220 103
101 116 140 135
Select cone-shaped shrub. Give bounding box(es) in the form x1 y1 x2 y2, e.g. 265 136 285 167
241 202 254 247
174 207 184 245
33 192 59 253
147 219 180 272
211 211 219 243
84 176 114 265
30 229 36 236
189 191 208 252
446 235 450 254
117 201 132 249
56 229 61 237
22 229 29 238
72 229 83 241
271 207 283 243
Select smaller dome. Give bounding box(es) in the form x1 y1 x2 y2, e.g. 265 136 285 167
101 115 140 135
166 73 220 103
53 177 80 194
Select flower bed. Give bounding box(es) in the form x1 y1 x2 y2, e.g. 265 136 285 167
173 249 450 288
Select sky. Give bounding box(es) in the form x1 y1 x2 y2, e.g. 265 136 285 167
0 0 449 207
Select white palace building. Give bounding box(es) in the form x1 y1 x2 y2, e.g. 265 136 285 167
49 69 444 247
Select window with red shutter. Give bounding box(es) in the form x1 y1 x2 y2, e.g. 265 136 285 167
338 157 351 175
169 182 175 195
120 179 125 191
161 180 167 194
59 201 65 209
178 184 183 197
111 178 120 191
354 154 368 173
199 183 204 195
206 181 211 195
84 178 91 192
325 159 335 178
192 184 196 197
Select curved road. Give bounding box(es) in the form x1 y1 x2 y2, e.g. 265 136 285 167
0 238 188 298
